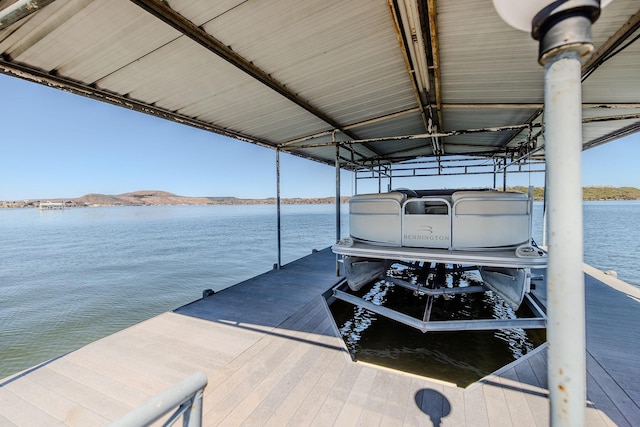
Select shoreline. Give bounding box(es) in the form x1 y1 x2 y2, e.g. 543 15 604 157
4 198 639 209
2 186 639 208
1 195 352 209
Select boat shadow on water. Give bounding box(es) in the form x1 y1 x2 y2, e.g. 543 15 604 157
328 265 547 388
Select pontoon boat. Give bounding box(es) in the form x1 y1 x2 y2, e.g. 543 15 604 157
332 189 548 332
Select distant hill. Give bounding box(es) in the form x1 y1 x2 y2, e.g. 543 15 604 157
3 187 639 208
77 191 216 206
508 186 640 201
582 186 640 201
72 191 348 207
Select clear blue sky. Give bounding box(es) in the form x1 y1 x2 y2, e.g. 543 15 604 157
1 74 638 200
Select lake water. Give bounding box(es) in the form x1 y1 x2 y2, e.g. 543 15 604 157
1 201 638 380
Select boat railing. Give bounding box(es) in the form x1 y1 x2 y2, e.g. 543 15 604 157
401 197 452 249
108 371 207 427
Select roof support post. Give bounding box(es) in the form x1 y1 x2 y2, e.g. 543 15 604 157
544 48 586 427
533 2 601 426
494 1 604 424
334 135 342 276
492 159 498 189
502 158 507 191
276 148 282 270
354 170 359 195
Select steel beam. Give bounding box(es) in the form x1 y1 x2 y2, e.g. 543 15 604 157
497 7 640 158
388 0 432 136
582 8 640 81
583 120 640 150
0 59 272 149
129 0 373 150
426 0 442 131
384 276 487 296
332 283 546 333
0 0 56 29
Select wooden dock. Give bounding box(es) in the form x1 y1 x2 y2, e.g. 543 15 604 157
0 248 638 426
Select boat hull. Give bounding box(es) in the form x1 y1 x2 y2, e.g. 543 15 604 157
343 255 387 291
479 266 529 310
334 240 543 309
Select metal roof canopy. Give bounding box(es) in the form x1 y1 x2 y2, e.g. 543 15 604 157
1 2 639 425
0 0 638 179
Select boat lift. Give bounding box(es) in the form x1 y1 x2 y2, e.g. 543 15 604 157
331 277 547 333
332 239 548 333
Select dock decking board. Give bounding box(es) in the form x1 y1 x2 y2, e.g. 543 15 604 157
584 273 640 427
1 248 638 426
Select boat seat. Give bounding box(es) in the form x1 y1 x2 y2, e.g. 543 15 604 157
348 189 532 250
350 191 406 203
424 195 452 214
404 198 425 214
451 191 530 249
452 191 528 215
349 192 406 245
425 205 449 214
403 193 453 215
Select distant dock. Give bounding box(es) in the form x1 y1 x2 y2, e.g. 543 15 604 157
0 248 638 425
38 202 66 210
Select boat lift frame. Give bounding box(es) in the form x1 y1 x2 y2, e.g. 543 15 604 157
331 273 547 333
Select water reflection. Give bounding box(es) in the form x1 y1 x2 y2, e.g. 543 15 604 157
330 264 546 387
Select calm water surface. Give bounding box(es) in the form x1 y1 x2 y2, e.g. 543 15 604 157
1 201 638 380
0 204 348 378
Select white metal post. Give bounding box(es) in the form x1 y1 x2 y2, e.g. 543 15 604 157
544 49 586 427
492 1 602 425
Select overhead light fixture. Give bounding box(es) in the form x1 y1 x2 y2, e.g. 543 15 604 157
492 0 613 64
396 0 430 93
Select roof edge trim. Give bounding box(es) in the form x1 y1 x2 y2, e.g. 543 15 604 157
0 59 274 148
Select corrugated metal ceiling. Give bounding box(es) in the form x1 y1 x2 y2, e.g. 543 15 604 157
0 0 638 173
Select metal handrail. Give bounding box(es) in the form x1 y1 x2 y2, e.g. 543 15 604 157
108 371 208 427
